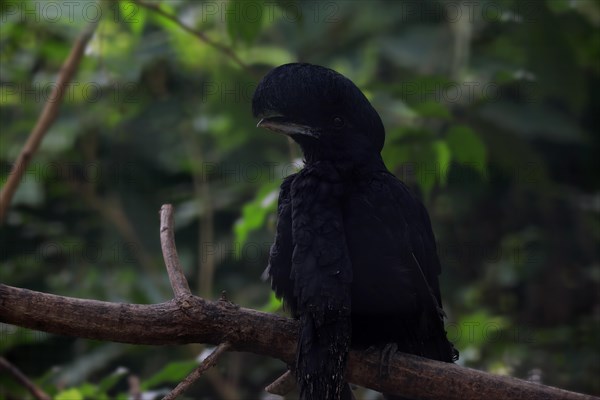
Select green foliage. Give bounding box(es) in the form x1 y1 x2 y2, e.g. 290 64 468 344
261 291 283 313
382 128 451 198
446 125 487 177
226 0 264 45
1 0 598 398
413 101 452 120
141 360 198 390
234 182 279 253
47 367 128 400
118 1 146 37
452 310 508 352
55 388 85 400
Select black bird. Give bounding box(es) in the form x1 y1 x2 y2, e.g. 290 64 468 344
253 63 457 400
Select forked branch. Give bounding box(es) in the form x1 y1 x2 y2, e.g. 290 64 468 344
0 204 596 400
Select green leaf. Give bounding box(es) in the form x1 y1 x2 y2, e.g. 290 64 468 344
415 140 450 198
55 388 84 400
119 0 147 36
450 311 508 350
141 361 198 390
226 0 264 45
260 291 283 312
79 383 102 398
414 101 451 120
432 140 451 185
234 183 279 255
382 134 450 199
148 2 179 34
445 125 487 177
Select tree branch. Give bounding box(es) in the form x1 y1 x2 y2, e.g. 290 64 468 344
162 342 231 400
0 357 51 400
0 283 595 400
133 0 250 71
265 370 296 396
160 204 191 299
0 19 99 224
0 203 596 400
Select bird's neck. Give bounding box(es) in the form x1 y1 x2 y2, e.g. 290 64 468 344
303 153 387 176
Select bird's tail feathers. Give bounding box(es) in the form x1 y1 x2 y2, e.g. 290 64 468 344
296 309 351 400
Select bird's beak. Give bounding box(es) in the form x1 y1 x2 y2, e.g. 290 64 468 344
256 117 319 138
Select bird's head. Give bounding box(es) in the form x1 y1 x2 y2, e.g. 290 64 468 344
252 63 385 164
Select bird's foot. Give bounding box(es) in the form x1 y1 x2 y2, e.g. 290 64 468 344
378 342 398 379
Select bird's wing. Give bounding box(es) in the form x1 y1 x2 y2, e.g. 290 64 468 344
411 197 443 306
291 162 352 400
344 171 456 361
265 173 297 314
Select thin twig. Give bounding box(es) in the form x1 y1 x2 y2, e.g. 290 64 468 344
134 0 250 71
265 370 296 396
162 342 231 400
0 357 51 400
0 19 99 224
160 204 192 299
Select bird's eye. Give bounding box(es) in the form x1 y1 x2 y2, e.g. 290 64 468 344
332 116 344 129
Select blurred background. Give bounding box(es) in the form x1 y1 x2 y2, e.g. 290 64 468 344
1 0 598 399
